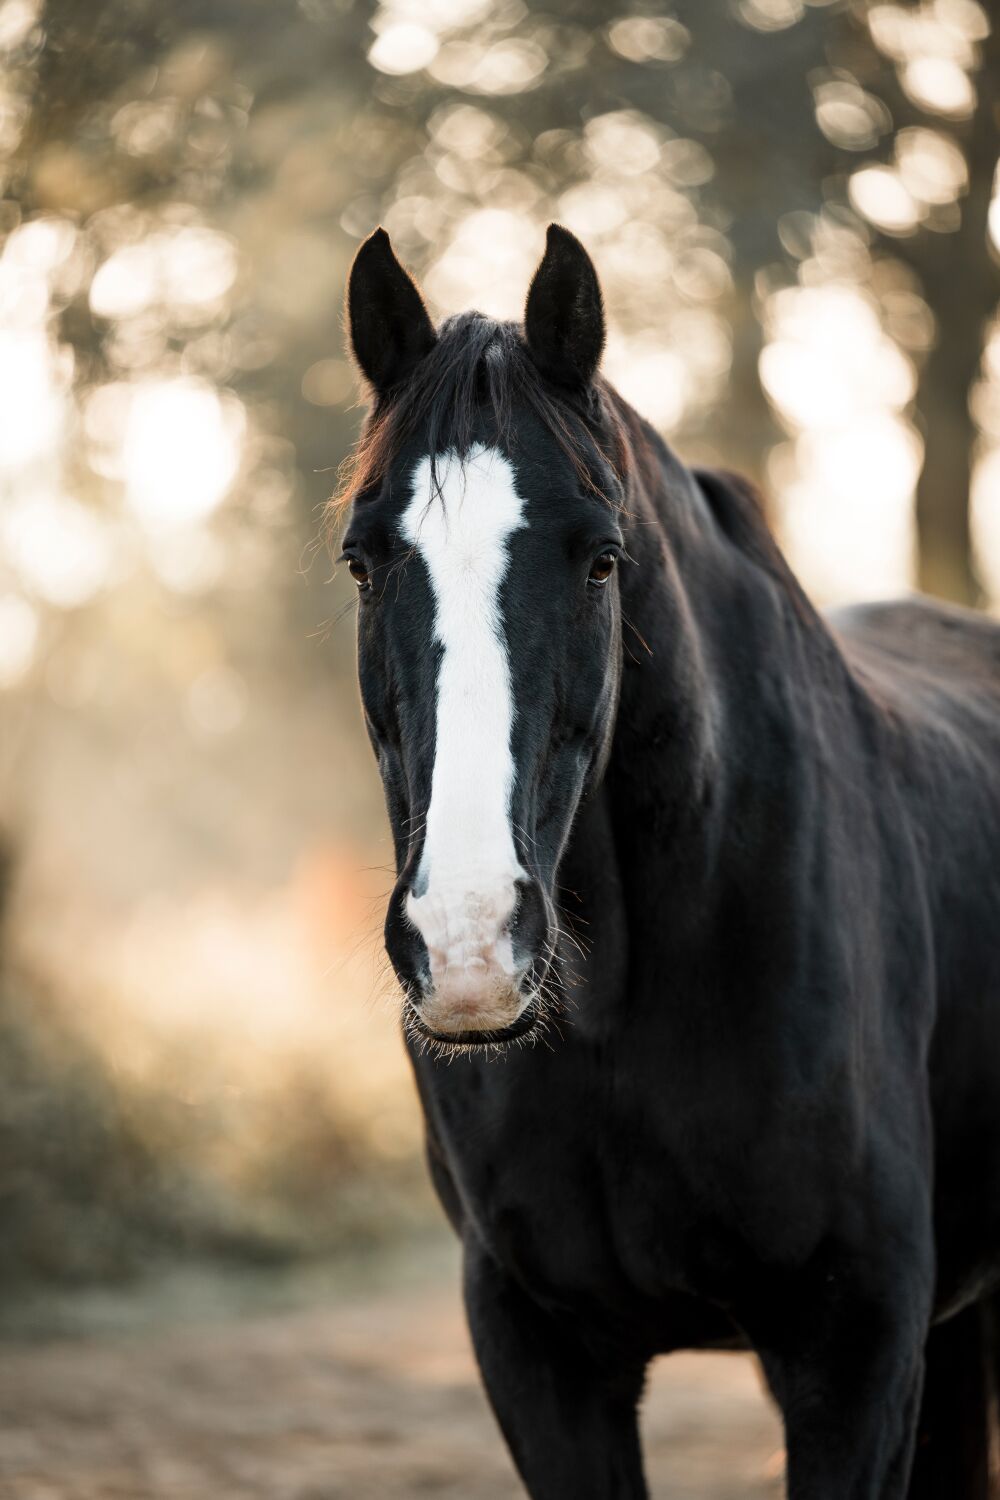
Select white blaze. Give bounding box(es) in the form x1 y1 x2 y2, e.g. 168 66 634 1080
401 445 527 992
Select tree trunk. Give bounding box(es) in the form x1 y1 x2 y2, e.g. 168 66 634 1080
912 31 1000 605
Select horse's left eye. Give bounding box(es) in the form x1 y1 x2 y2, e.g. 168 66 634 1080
347 557 371 590
588 550 618 587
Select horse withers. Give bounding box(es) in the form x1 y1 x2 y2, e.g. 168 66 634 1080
336 223 1000 1498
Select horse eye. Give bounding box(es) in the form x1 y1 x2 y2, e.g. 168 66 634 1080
347 557 371 590
588 550 618 587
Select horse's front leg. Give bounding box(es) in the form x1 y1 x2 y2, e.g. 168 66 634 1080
463 1237 649 1500
753 1257 933 1500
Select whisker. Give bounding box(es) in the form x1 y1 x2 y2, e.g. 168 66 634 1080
621 610 654 659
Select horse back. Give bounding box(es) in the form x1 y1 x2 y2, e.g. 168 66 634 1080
831 597 1000 856
831 596 1000 732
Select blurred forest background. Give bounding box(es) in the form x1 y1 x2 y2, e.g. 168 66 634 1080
0 0 998 1289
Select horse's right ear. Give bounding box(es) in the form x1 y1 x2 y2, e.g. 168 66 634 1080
346 228 436 398
524 224 605 390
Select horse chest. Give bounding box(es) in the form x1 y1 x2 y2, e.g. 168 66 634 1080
423 1052 802 1337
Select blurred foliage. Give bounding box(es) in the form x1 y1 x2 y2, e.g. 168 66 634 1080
0 955 205 1284
0 0 997 1283
0 849 433 1287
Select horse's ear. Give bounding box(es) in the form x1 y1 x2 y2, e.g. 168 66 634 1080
347 228 436 397
524 224 605 390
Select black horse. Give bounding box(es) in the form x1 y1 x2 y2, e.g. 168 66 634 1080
337 223 1000 1498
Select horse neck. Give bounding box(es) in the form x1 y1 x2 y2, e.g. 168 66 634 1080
602 413 853 953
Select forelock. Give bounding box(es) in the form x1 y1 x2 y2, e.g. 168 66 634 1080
329 311 627 529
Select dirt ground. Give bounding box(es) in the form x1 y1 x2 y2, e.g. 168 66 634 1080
0 1259 784 1499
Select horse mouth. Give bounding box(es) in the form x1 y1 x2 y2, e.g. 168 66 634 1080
406 997 541 1050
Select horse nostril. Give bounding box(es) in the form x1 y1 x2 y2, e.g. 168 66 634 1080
384 875 431 994
511 877 551 969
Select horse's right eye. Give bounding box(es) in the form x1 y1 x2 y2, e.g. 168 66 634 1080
347 557 371 589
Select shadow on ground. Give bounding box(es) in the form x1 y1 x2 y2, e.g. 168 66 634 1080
0 1246 784 1498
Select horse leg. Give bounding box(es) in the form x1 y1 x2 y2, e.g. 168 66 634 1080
753 1271 932 1500
907 1301 994 1499
463 1239 648 1500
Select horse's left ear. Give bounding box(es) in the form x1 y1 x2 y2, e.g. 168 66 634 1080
347 228 436 398
524 224 605 390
